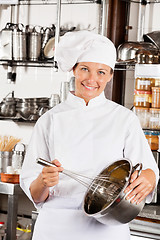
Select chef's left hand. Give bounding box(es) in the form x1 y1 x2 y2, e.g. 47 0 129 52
124 169 156 204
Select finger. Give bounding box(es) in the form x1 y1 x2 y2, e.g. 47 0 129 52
124 177 141 193
43 166 63 173
42 172 60 187
130 170 138 183
130 187 149 204
126 183 146 200
52 159 62 167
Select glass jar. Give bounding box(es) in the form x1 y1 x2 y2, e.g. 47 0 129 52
149 108 160 129
144 130 160 150
152 87 160 108
135 77 155 91
134 107 149 129
155 78 160 87
134 90 152 108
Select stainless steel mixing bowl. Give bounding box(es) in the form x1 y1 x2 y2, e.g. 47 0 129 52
83 159 145 225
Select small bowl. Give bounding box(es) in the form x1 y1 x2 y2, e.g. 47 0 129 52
0 173 19 184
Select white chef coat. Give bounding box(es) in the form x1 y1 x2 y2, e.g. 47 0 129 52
20 92 159 240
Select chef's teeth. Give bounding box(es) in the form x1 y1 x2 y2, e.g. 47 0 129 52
85 86 96 90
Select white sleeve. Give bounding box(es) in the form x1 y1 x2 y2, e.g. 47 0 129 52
20 113 54 209
124 114 159 203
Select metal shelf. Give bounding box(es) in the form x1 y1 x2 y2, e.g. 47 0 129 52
0 60 136 70
115 62 135 71
18 0 100 5
0 59 54 68
0 116 37 123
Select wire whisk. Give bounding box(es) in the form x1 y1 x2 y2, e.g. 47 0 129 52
37 158 126 200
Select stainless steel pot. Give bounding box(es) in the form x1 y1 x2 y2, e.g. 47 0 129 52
117 41 158 62
0 92 17 117
83 159 145 225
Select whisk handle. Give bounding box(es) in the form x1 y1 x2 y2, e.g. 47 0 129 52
36 158 57 167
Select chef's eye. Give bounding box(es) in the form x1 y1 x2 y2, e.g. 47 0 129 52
81 67 88 72
98 71 105 75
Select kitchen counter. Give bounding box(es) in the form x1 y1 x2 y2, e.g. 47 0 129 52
130 204 160 239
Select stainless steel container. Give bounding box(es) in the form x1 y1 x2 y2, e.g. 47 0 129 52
0 23 13 60
49 94 60 108
28 28 42 61
60 82 69 102
0 151 12 173
12 29 26 61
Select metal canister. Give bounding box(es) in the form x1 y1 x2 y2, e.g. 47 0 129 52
28 26 42 61
0 151 12 173
11 143 25 172
49 94 60 108
12 25 27 61
60 82 69 102
0 22 13 60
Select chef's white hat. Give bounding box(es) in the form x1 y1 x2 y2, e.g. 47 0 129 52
55 30 116 72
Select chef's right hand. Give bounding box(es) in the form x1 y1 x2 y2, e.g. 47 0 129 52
41 159 63 187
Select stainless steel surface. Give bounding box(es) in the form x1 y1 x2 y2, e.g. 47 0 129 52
130 205 160 239
0 23 13 60
130 218 160 239
7 195 18 240
60 82 69 102
143 31 160 49
49 94 60 108
13 32 26 60
117 42 158 62
12 28 26 60
28 29 42 61
0 182 23 195
0 182 24 240
0 151 12 173
137 3 146 41
16 97 49 120
69 77 75 92
83 159 145 225
0 101 16 117
100 0 109 36
54 0 61 67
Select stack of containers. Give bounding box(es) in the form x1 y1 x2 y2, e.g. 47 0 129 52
134 64 160 151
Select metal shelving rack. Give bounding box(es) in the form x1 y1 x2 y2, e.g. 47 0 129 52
18 0 100 5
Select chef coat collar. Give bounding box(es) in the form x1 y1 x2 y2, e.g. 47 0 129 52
66 91 107 108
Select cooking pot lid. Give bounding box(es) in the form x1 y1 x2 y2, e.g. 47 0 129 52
43 37 55 59
143 31 160 49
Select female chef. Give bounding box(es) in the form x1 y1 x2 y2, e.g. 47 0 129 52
20 31 159 240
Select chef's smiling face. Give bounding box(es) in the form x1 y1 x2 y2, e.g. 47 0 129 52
73 62 113 105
